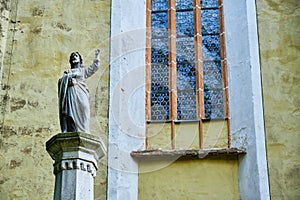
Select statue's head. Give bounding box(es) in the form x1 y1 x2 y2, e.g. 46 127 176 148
69 52 83 68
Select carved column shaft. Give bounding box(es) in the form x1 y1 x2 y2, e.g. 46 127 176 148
46 132 105 200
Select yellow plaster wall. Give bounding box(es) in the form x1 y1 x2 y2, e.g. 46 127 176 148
147 121 228 149
257 0 300 199
138 159 240 200
0 0 110 199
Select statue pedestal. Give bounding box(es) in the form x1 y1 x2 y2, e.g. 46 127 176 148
46 132 105 200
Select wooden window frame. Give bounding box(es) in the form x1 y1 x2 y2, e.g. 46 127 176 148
145 0 230 149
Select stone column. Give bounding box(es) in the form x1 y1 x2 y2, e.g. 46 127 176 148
46 132 105 200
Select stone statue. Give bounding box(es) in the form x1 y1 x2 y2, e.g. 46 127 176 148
58 49 101 133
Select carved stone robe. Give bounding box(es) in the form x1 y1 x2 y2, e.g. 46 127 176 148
58 59 100 133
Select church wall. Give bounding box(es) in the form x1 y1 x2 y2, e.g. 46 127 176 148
0 0 10 85
138 0 270 199
0 0 299 199
0 1 110 199
138 159 240 200
257 0 300 199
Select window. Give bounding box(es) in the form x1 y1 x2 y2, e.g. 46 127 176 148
146 0 230 149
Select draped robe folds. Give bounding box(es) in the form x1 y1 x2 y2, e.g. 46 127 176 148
58 59 100 133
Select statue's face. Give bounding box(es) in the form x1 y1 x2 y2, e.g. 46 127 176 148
70 52 80 65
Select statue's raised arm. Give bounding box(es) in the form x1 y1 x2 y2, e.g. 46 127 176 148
58 49 101 133
85 49 101 78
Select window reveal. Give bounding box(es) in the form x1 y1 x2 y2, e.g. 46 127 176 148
146 0 230 148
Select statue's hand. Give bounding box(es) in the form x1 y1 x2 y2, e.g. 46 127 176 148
64 69 80 78
95 49 101 59
64 69 72 75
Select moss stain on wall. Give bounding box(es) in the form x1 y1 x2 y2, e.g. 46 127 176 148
257 0 300 199
0 1 110 199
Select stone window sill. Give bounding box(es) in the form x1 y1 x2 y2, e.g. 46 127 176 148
131 148 246 161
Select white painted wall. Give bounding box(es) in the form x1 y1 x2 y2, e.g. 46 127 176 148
108 0 146 199
108 0 270 199
224 0 270 199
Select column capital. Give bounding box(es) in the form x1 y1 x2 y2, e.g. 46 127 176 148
46 132 106 200
46 132 105 169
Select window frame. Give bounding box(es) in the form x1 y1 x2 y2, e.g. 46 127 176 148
145 0 230 149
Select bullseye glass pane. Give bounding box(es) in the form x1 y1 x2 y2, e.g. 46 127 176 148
177 90 197 120
152 0 168 11
204 88 224 119
201 9 220 35
177 62 196 91
151 92 170 120
152 12 168 38
202 35 220 61
150 0 225 120
176 11 194 37
203 61 223 90
176 0 196 120
151 35 169 120
176 0 194 10
200 0 223 118
151 38 168 64
151 0 169 121
201 0 219 8
176 37 195 63
152 64 169 88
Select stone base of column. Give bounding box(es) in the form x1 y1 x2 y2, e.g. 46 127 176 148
46 132 105 200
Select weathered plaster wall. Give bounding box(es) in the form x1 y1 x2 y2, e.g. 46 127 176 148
138 159 240 200
0 0 10 85
257 0 300 199
148 121 228 150
0 1 110 199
